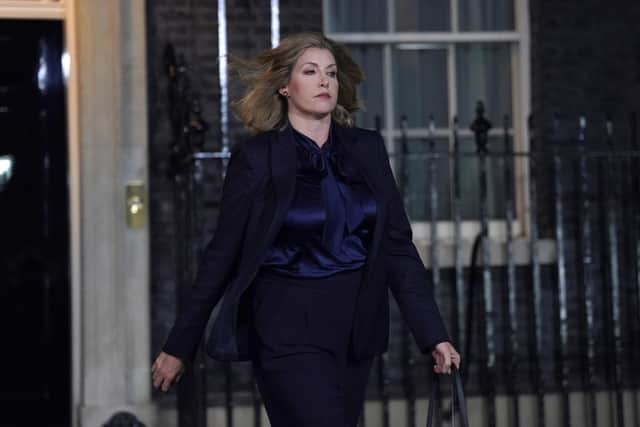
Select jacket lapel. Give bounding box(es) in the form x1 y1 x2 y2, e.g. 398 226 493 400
240 126 297 279
268 125 297 241
333 124 387 285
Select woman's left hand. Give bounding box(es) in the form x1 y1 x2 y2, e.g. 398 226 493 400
432 341 461 375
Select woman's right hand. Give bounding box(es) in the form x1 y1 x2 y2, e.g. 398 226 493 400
151 351 185 392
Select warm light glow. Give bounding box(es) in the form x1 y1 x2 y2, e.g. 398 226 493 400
62 51 70 82
0 155 14 189
37 55 48 92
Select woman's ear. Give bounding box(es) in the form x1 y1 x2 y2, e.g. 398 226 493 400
278 86 289 97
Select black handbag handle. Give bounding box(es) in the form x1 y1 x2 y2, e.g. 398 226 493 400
426 366 469 427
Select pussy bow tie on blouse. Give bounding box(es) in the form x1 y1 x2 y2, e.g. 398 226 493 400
292 127 366 255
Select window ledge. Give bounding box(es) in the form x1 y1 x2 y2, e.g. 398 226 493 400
413 237 557 268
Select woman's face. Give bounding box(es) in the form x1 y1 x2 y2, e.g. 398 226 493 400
279 47 338 120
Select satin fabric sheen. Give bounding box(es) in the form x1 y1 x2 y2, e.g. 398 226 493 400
261 124 377 278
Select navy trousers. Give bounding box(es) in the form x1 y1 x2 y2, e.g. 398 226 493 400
248 267 373 427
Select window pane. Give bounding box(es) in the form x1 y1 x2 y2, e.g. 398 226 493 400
393 46 449 128
459 0 515 31
396 0 450 32
389 138 451 220
388 136 514 221
456 137 512 219
347 45 384 129
456 43 512 127
326 0 387 32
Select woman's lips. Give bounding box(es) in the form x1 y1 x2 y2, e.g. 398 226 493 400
315 94 331 98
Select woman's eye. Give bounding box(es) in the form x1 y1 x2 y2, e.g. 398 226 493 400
327 71 337 78
303 69 315 75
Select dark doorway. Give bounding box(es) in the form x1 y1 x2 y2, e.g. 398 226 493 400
0 19 70 426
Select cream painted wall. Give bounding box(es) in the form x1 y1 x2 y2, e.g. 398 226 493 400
72 0 152 425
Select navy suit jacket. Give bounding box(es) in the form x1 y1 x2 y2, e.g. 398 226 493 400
163 123 450 362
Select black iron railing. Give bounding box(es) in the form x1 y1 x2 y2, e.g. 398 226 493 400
380 109 640 427
161 45 640 427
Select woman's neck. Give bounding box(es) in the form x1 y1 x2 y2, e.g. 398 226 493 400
287 113 331 147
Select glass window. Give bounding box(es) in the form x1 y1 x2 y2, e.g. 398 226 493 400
393 46 449 128
458 0 515 31
391 138 451 220
395 0 450 32
326 0 387 32
347 45 384 128
456 137 512 219
456 43 512 125
325 0 526 227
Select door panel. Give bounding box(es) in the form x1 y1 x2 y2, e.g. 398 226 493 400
0 19 70 427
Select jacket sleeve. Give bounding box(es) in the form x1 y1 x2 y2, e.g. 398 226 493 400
162 141 257 362
375 132 450 353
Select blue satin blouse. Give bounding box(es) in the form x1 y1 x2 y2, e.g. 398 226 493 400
261 124 377 278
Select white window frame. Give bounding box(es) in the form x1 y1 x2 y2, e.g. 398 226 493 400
324 0 531 243
0 0 65 19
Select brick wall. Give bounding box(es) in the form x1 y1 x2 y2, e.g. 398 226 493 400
530 0 640 142
147 0 640 405
147 0 322 404
529 0 640 399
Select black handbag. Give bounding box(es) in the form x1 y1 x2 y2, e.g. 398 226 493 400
426 366 470 427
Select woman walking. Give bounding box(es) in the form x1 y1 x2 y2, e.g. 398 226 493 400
152 31 460 427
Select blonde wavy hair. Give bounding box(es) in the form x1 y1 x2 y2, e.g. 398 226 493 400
231 32 366 133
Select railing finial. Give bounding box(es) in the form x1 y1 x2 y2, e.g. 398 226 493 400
470 101 492 153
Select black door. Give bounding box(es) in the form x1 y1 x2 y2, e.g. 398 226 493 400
0 19 70 426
